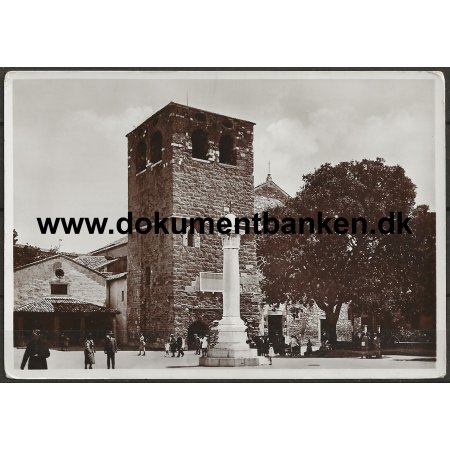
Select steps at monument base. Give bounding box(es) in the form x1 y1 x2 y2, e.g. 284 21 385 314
199 355 269 367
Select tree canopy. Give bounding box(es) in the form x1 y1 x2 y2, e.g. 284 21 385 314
258 158 435 341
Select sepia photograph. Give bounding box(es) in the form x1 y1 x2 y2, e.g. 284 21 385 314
3 70 446 379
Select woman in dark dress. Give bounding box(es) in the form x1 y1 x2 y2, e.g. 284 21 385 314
84 333 96 369
20 330 50 370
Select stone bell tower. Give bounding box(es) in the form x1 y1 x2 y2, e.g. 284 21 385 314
127 102 261 348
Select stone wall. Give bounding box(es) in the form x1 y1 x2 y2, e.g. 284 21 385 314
107 276 128 344
14 256 106 309
286 302 353 344
127 103 261 347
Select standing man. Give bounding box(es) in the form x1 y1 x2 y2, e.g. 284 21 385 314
201 335 208 357
20 329 50 370
176 334 184 357
195 334 202 355
373 332 382 359
361 332 369 359
104 331 118 369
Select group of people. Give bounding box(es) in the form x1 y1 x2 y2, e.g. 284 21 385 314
253 334 308 360
20 329 119 370
193 334 209 357
25 328 384 371
355 331 382 359
165 334 186 357
83 331 119 369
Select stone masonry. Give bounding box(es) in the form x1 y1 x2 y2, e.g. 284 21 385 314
127 102 261 347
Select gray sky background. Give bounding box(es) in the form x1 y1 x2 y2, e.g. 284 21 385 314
12 75 436 253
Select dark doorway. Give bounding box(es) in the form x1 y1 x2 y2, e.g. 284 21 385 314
267 315 283 341
187 320 210 350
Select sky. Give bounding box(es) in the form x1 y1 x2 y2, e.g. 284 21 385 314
10 72 438 253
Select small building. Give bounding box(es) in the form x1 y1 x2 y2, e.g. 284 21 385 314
14 254 121 347
254 172 291 213
88 237 128 273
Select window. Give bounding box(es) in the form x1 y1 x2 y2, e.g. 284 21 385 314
222 118 233 129
121 290 125 302
219 134 235 165
191 129 208 160
183 226 200 248
150 131 162 164
51 284 68 295
194 112 206 122
136 140 147 173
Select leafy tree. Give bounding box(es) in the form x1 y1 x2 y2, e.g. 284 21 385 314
13 230 59 269
258 158 432 342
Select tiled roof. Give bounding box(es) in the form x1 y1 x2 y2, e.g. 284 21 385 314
14 254 107 278
15 297 119 314
88 237 128 255
106 272 128 281
73 255 109 269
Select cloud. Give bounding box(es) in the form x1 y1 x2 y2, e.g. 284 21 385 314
254 104 434 208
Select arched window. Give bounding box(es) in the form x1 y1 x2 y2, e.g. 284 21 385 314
191 129 208 160
136 140 147 173
219 134 235 165
150 131 162 164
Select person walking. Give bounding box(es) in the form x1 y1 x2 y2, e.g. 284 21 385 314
138 332 146 356
169 334 177 357
201 336 208 357
267 343 275 365
176 334 184 357
289 336 299 357
104 331 118 369
20 330 50 370
164 339 170 357
84 333 95 369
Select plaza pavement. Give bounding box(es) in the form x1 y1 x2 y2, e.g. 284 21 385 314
14 348 436 371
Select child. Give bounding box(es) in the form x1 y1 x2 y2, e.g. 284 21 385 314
138 333 146 356
164 340 170 357
268 343 275 365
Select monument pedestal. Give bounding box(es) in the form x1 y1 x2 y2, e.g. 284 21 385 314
199 317 264 366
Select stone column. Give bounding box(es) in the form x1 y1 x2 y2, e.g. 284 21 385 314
112 315 117 338
80 315 86 340
200 214 262 367
53 314 60 346
17 315 24 347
